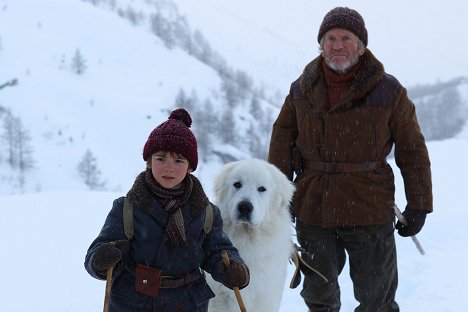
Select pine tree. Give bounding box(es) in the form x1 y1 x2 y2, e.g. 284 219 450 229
77 149 106 190
248 123 267 160
193 99 216 161
219 107 237 144
174 88 194 111
150 12 175 48
250 95 263 120
71 48 87 75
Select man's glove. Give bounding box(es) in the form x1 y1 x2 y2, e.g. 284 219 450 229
395 209 427 237
92 242 123 275
218 261 250 290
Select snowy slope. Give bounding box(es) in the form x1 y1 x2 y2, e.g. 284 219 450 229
0 0 224 193
172 0 468 94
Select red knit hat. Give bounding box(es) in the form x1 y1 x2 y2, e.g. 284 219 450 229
143 108 198 171
318 7 368 47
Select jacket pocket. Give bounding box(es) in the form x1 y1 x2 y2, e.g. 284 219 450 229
135 263 162 297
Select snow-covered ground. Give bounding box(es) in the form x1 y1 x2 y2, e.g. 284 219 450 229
1 137 466 311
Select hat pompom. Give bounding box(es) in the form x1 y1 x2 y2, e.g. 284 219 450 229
169 108 192 128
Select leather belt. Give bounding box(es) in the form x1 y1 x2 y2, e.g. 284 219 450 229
304 160 387 173
160 269 203 289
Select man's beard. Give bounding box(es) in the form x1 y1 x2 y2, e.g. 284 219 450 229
325 54 360 74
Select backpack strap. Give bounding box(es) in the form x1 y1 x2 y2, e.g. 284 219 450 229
123 197 212 238
204 203 213 234
123 197 134 240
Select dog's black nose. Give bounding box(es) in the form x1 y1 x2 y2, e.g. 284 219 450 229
237 200 253 220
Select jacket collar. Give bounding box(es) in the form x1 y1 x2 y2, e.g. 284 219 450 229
126 171 209 224
299 49 385 110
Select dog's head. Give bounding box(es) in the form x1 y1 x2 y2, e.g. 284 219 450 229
214 159 295 228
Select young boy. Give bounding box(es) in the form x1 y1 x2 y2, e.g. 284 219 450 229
84 108 249 311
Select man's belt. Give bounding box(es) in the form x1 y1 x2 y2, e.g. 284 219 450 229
160 269 203 289
304 160 387 173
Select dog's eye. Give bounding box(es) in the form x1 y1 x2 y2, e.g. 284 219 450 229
233 182 242 189
258 186 266 192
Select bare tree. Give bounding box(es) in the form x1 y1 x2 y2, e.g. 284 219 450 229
1 112 35 191
2 110 16 167
16 122 35 191
0 111 34 169
16 120 35 172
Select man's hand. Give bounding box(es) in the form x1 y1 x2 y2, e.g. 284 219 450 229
395 209 427 237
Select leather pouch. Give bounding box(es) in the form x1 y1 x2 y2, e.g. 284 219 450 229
135 263 162 297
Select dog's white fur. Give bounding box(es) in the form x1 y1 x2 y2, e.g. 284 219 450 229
208 158 295 312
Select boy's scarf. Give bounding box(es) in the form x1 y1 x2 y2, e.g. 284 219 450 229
145 168 193 246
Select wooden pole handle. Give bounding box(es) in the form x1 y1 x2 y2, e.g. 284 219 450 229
221 250 247 312
103 267 113 312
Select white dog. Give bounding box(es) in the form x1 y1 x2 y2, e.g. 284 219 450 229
208 158 295 312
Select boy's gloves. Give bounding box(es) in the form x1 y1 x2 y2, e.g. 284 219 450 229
92 242 122 275
218 261 250 290
395 209 427 237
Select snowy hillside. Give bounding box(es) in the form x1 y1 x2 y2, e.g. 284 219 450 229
0 0 229 193
172 0 468 91
1 0 468 194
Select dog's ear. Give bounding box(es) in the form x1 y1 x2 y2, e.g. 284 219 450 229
213 161 239 204
269 163 295 211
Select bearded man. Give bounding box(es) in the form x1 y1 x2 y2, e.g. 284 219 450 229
268 7 432 312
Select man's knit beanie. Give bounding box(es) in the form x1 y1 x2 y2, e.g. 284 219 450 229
318 7 368 47
143 108 198 171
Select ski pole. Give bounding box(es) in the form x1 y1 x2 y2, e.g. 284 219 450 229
103 267 113 312
221 250 247 312
390 202 425 255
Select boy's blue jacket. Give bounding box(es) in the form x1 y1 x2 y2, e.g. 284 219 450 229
85 174 244 311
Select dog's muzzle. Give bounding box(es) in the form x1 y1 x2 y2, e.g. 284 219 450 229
237 200 253 222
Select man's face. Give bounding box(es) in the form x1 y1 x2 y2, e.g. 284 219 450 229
321 28 365 73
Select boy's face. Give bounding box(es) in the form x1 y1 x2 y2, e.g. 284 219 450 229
149 151 192 189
